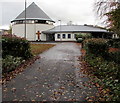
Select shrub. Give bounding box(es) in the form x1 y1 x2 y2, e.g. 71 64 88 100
77 38 83 43
75 33 92 40
109 51 120 64
83 38 120 101
113 41 120 48
85 54 120 101
2 55 24 73
2 35 32 59
108 39 120 48
83 38 109 57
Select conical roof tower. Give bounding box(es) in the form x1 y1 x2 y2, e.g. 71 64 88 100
11 2 54 22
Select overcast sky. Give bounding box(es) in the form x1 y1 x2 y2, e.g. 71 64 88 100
0 0 102 29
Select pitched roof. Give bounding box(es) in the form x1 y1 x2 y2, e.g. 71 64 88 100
43 25 109 34
11 2 54 22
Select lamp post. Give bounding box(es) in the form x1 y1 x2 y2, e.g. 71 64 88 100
58 20 61 41
24 0 27 39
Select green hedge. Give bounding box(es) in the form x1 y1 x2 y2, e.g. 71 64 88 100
2 36 32 59
108 39 120 48
83 38 120 101
109 51 120 64
83 38 109 57
85 55 120 101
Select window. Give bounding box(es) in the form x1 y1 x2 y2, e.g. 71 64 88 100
35 20 46 24
74 34 76 38
68 34 71 38
57 34 60 39
32 20 35 23
63 34 66 38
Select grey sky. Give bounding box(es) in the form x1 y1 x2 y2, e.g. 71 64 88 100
0 0 101 29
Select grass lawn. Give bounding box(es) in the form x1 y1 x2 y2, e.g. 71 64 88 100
30 44 55 55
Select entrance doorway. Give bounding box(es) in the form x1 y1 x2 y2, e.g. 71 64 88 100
46 34 55 41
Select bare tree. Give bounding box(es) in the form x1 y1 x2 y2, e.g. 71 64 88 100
8 25 12 34
95 0 120 17
95 0 120 35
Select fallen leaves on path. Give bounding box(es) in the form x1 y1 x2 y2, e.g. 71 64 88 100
2 56 40 85
79 50 110 101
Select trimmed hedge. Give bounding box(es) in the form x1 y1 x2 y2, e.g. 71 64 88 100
83 38 120 101
2 36 32 59
83 38 109 57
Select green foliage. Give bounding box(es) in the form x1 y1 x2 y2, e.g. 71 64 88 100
95 0 120 36
109 51 120 64
83 38 109 57
108 38 120 48
2 55 24 73
75 33 91 40
113 41 120 48
85 54 120 101
8 25 12 34
106 7 120 36
2 36 32 59
84 38 120 101
76 38 83 43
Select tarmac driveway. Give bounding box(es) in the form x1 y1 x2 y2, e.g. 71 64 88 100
2 42 99 101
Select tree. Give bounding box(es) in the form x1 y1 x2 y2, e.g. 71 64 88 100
95 0 120 35
8 25 12 34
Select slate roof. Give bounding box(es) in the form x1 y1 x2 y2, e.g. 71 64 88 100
43 25 109 34
11 2 54 22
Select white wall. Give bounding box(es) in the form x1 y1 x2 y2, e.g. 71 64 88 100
12 23 54 41
35 24 54 41
55 33 77 41
112 34 119 39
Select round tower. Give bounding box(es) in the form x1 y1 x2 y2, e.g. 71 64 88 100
11 2 55 41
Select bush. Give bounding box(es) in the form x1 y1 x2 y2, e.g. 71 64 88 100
109 51 120 64
108 39 120 48
83 38 120 101
77 38 83 43
113 42 120 48
85 54 120 101
83 38 109 57
75 33 92 40
2 55 24 73
2 35 32 59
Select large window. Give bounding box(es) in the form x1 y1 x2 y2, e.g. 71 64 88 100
63 34 66 39
74 34 76 38
57 34 60 39
68 34 71 38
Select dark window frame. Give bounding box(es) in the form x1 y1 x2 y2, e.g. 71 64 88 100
68 34 71 38
57 34 60 39
63 34 66 39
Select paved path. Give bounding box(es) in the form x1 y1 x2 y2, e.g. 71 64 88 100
3 43 99 101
